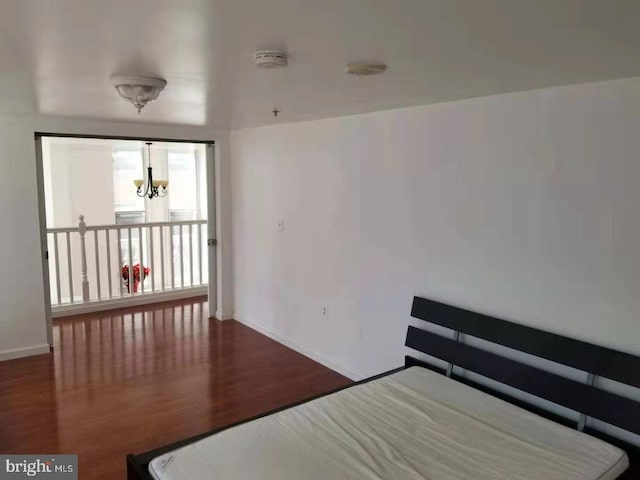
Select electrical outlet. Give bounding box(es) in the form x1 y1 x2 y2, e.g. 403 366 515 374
321 306 329 317
277 218 284 232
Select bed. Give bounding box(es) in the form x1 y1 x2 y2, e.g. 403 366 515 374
127 296 640 480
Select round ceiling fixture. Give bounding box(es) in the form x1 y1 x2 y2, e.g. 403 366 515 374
111 75 167 114
254 50 288 68
346 62 388 76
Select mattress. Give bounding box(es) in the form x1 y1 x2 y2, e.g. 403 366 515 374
149 367 629 480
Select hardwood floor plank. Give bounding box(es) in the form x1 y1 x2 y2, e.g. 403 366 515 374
0 297 351 479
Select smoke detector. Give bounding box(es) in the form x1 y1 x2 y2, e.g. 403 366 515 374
254 50 288 68
346 62 388 76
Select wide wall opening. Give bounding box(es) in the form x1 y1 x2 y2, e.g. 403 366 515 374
37 135 214 319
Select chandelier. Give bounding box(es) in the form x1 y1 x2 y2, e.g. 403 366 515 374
134 142 168 199
111 75 167 114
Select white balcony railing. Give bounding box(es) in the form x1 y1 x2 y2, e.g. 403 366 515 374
46 215 208 314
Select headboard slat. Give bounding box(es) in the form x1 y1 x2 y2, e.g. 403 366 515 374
411 296 640 388
406 326 640 435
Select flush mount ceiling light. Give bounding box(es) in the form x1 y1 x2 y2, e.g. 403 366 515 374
346 62 388 76
111 75 167 114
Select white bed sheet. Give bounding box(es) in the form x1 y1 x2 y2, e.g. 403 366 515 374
149 367 629 480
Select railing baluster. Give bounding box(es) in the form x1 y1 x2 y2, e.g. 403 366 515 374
94 230 101 300
189 224 194 287
139 226 144 294
160 225 165 291
66 231 74 304
197 223 202 285
170 226 175 289
105 229 113 299
149 226 155 292
78 216 90 303
127 227 133 296
117 229 123 297
53 233 62 305
179 225 184 288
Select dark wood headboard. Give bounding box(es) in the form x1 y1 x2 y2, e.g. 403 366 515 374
405 296 640 478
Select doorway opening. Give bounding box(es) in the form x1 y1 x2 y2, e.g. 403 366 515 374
35 134 217 344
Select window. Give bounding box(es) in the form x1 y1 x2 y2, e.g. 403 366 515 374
113 149 145 213
113 146 204 221
115 211 146 224
169 210 196 222
168 151 199 218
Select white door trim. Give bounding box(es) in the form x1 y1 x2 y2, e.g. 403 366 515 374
34 135 54 347
205 142 218 317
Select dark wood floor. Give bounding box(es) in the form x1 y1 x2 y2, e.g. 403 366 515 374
0 297 351 479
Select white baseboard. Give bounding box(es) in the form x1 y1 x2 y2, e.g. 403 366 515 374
235 315 364 381
0 344 51 361
52 287 208 318
214 310 234 321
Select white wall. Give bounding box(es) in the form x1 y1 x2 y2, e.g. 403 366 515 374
0 115 50 359
231 77 640 381
0 115 233 360
47 142 116 227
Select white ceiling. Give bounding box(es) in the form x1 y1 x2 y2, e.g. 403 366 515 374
0 0 639 129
